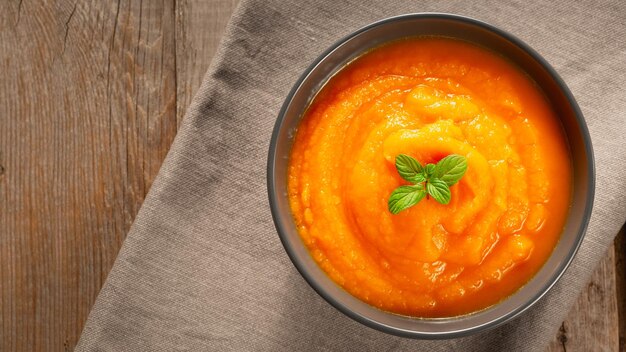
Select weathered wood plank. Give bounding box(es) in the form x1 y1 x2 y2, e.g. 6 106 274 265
0 0 179 350
546 240 621 351
615 226 626 351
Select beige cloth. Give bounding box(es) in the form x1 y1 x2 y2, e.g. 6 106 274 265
76 0 626 350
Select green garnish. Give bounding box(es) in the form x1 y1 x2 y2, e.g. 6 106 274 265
388 154 467 214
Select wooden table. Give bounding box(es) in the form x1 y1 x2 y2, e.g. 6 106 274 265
1 1 623 351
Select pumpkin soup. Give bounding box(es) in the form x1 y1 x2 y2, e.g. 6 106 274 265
287 37 571 317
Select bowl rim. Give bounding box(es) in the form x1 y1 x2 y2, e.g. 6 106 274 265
267 12 595 339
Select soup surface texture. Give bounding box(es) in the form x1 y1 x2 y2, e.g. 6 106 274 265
287 37 571 317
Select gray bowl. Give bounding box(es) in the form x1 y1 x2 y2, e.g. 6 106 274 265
267 13 594 339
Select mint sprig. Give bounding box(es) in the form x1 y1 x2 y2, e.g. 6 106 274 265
387 154 467 214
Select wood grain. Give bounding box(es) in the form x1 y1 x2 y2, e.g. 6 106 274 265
0 0 622 351
614 226 626 351
547 237 622 352
0 0 230 350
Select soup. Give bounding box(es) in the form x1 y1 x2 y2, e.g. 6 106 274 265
287 37 571 317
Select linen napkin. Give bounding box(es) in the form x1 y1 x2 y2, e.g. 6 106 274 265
76 0 626 350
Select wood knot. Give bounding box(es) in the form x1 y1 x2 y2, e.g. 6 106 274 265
558 330 568 344
558 323 568 350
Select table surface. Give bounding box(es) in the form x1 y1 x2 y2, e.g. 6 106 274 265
0 1 624 351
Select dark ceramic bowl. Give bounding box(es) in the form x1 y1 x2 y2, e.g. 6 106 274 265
267 13 594 339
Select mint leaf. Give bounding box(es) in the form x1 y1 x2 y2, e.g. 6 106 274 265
388 153 466 213
395 154 425 183
434 154 467 186
426 178 451 204
425 164 436 177
388 185 426 214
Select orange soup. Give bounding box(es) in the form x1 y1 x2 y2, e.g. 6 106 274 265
287 37 572 317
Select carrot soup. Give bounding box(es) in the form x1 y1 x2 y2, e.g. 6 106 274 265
287 37 572 317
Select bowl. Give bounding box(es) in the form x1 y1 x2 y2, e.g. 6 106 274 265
267 13 594 339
